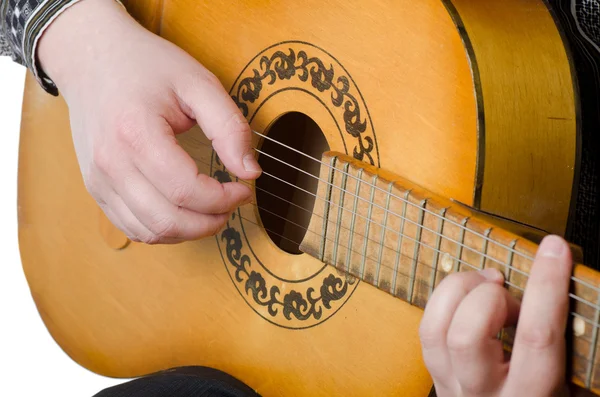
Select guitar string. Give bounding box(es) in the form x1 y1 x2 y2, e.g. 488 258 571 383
255 147 540 275
251 129 594 282
250 131 600 294
242 212 600 355
191 137 600 296
257 201 600 317
251 129 539 257
229 204 600 339
230 184 600 378
210 138 534 280
198 156 600 314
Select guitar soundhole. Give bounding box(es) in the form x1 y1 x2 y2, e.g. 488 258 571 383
256 112 329 255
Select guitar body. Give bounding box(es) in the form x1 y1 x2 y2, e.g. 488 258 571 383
17 1 579 396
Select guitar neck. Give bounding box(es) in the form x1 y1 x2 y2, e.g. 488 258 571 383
300 151 600 394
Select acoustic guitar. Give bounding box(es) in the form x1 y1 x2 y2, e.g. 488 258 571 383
16 0 600 395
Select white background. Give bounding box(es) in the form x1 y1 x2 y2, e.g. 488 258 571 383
0 58 122 395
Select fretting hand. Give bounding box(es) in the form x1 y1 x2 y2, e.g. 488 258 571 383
419 235 573 397
37 0 261 244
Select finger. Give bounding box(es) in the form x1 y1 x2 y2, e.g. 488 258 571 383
504 235 573 396
103 189 184 244
447 282 520 396
99 202 136 241
89 174 140 241
102 160 231 242
419 268 505 393
117 113 254 214
175 69 262 179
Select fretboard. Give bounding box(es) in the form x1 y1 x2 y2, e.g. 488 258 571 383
299 151 600 394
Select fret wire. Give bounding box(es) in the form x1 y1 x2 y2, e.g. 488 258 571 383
375 182 395 287
319 156 338 261
345 169 363 274
257 166 533 279
453 218 469 273
255 204 448 297
207 162 600 311
232 206 600 331
480 228 492 270
256 145 506 267
255 200 600 314
500 240 518 342
209 137 598 294
207 146 597 294
360 175 378 280
392 190 411 296
574 311 600 329
429 208 447 300
575 350 600 365
577 333 596 346
332 163 350 269
586 291 600 388
505 240 517 282
408 199 427 304
251 132 536 260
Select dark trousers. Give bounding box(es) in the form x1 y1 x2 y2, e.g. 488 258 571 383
93 367 261 397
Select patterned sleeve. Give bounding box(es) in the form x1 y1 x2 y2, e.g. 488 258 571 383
0 0 89 96
0 1 599 91
0 0 123 96
573 0 600 51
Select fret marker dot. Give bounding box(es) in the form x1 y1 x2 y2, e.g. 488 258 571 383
573 317 586 337
441 253 453 272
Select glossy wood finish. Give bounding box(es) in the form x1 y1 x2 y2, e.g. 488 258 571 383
447 0 578 236
161 0 480 204
17 0 582 396
301 151 600 393
120 0 163 33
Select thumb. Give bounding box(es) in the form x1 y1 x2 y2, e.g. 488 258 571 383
177 70 262 180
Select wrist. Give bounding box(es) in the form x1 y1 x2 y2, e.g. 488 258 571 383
37 0 139 97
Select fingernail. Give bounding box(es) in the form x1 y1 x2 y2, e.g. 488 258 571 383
243 152 262 173
538 235 566 258
479 267 503 281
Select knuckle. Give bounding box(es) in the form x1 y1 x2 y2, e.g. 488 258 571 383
139 233 161 245
147 217 180 239
517 327 557 351
437 271 463 287
184 70 222 93
92 145 114 175
213 189 233 214
169 183 195 208
223 112 251 140
84 176 101 200
198 175 232 214
113 112 145 151
447 328 474 355
418 322 444 351
461 378 489 396
438 272 471 295
195 70 221 88
209 223 222 237
84 167 106 201
208 217 227 237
